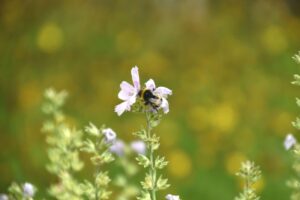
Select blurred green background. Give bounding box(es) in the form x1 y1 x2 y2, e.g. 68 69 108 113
1 0 300 199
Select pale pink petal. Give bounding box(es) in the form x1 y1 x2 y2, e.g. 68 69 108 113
155 87 172 98
128 94 137 105
115 101 130 116
118 90 130 101
118 81 135 100
145 79 156 91
131 66 140 90
120 81 135 93
161 98 169 113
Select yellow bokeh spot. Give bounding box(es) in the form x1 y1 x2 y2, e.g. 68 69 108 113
253 177 265 192
225 152 247 175
167 149 192 178
261 26 287 54
211 103 237 133
237 176 265 193
37 23 63 53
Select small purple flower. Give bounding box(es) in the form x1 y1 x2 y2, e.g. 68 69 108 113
115 66 140 116
23 182 35 197
166 194 180 200
130 140 146 155
284 133 297 150
102 128 117 143
110 139 125 156
0 194 8 200
145 79 172 113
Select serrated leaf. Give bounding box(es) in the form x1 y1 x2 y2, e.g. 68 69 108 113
156 175 170 190
81 139 96 153
136 154 150 168
155 156 168 169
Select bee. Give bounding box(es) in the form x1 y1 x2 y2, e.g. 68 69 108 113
138 89 162 110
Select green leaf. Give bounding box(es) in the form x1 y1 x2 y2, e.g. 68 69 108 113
136 154 150 168
155 156 168 169
156 175 170 190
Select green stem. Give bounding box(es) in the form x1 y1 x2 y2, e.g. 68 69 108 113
146 112 157 200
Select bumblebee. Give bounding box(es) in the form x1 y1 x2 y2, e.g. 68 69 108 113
138 89 162 110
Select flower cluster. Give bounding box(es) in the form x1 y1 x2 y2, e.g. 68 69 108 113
235 160 262 200
1 66 180 200
115 66 180 200
42 88 84 200
80 123 117 200
115 66 172 116
0 182 36 200
285 53 300 200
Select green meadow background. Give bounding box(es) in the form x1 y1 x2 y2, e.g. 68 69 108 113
1 0 300 199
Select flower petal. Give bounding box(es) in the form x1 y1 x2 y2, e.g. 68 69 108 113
115 101 130 116
161 98 169 113
145 79 156 91
131 66 140 90
118 81 135 100
118 90 131 101
155 86 172 98
130 140 146 155
284 133 297 150
128 94 137 105
110 139 125 156
120 81 135 93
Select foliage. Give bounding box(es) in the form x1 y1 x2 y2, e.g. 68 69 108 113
235 160 262 200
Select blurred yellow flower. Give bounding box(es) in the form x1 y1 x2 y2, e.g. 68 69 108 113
167 149 192 178
237 176 265 193
261 26 287 54
187 106 208 132
211 103 237 133
37 22 63 53
225 152 247 175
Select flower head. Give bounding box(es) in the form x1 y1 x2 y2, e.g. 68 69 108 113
109 139 125 156
284 133 297 150
130 140 146 155
23 182 36 197
145 79 172 113
115 66 140 116
102 128 117 143
166 194 180 200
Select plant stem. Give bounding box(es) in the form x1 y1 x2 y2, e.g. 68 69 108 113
146 112 157 200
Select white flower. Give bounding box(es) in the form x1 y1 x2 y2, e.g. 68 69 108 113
102 128 117 143
145 79 172 113
130 140 146 155
0 194 8 200
115 66 140 116
110 139 125 156
23 182 36 197
284 133 297 150
166 194 180 200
